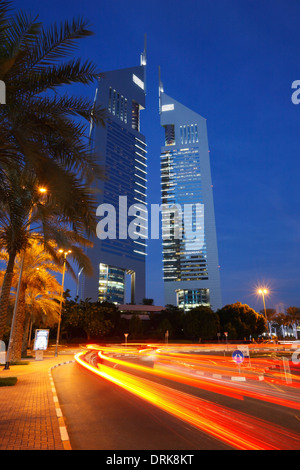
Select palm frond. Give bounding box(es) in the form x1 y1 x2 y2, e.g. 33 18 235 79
20 58 99 96
0 10 41 79
25 17 94 70
0 1 12 46
0 7 105 322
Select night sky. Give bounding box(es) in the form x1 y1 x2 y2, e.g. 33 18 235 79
12 0 300 312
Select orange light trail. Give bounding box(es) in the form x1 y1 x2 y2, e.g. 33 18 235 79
75 348 300 450
84 344 300 410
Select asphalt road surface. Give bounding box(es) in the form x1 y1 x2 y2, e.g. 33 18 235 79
52 361 232 451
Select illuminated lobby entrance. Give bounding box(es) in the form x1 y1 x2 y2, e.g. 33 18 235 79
98 264 136 305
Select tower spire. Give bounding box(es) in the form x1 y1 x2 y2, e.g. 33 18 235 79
140 33 147 66
158 65 164 113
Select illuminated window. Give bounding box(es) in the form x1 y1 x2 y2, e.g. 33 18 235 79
132 74 144 90
108 88 128 124
98 264 126 304
164 124 175 146
161 104 174 112
176 289 210 310
132 101 140 131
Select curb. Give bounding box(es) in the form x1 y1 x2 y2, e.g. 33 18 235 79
155 362 265 383
49 360 75 450
192 369 265 382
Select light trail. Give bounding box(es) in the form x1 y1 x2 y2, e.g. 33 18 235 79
84 344 300 409
75 347 300 450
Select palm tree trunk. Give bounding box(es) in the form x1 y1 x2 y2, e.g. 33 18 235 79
21 311 30 357
9 283 26 363
0 250 16 341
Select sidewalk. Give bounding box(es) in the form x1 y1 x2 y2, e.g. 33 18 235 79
0 349 77 450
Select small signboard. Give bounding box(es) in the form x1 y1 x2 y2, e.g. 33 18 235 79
33 329 49 351
237 345 250 358
232 349 244 364
0 340 6 364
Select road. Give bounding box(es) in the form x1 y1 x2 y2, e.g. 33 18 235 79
52 343 300 451
52 360 231 450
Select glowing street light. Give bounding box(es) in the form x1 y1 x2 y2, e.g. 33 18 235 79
257 288 268 316
38 187 47 194
257 288 271 339
4 186 48 369
54 249 72 357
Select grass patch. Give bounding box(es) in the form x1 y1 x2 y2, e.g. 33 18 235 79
0 361 29 366
0 377 17 387
11 361 30 365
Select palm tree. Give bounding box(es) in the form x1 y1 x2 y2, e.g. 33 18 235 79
0 166 37 339
0 1 105 203
286 307 300 338
0 1 106 337
0 237 88 361
0 170 95 340
272 312 289 338
22 288 61 357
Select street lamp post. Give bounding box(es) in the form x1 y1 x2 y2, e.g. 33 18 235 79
76 267 83 299
54 249 71 357
258 288 271 339
4 187 47 370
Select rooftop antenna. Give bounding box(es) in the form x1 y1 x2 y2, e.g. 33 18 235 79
140 34 147 94
158 65 164 114
140 33 147 66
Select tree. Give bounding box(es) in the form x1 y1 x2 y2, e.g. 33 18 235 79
22 288 60 355
0 175 94 341
259 308 277 322
217 302 266 340
0 238 62 361
286 307 300 338
80 301 114 340
0 2 106 338
156 317 172 341
0 1 105 227
0 167 35 339
61 298 114 341
59 292 82 340
182 306 220 341
271 313 288 338
151 305 184 340
286 306 300 325
129 314 144 339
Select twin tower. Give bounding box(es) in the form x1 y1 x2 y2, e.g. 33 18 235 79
82 45 222 311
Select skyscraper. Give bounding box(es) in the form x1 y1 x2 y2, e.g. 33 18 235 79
82 45 147 304
159 73 222 311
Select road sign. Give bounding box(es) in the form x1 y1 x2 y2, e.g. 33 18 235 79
237 345 250 358
232 349 244 364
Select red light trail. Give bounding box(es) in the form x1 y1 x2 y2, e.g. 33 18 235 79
75 343 300 450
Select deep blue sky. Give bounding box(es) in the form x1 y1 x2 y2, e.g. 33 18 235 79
13 0 300 312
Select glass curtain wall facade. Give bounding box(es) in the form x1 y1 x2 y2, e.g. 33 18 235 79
159 76 222 311
82 47 147 304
